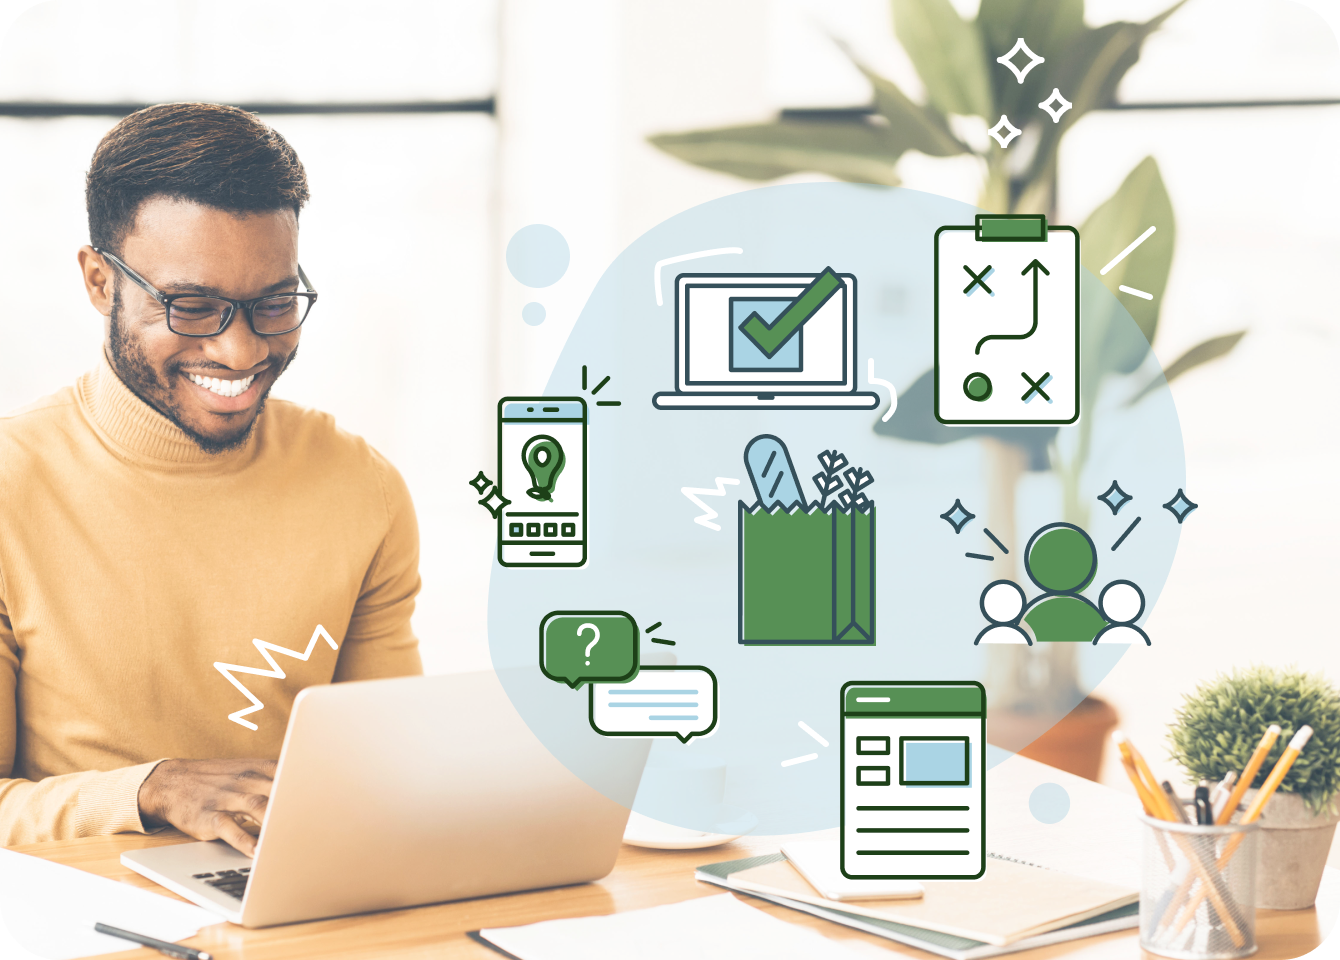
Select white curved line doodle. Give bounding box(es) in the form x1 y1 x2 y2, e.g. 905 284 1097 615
653 247 743 306
214 625 338 730
866 359 898 422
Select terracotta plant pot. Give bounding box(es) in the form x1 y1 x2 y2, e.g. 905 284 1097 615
1241 788 1340 910
988 696 1119 782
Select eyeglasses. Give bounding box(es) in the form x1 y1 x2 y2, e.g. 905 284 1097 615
93 247 318 337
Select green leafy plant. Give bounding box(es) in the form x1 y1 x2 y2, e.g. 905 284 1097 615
1168 666 1340 813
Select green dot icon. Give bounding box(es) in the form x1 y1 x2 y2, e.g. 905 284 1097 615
963 372 992 402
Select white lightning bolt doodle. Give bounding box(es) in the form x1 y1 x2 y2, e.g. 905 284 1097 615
214 624 338 730
681 478 741 531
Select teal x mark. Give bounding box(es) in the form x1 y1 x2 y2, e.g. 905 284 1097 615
962 264 993 294
738 267 843 359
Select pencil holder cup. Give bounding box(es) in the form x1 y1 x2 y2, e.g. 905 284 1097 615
1139 815 1259 959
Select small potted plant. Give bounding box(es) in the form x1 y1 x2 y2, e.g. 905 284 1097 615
1168 665 1340 909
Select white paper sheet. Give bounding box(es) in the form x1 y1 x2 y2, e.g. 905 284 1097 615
782 840 924 901
480 893 868 960
985 754 1143 890
0 848 218 959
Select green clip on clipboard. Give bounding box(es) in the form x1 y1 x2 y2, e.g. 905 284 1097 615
933 214 1080 425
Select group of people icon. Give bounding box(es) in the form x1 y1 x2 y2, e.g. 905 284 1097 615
974 522 1150 646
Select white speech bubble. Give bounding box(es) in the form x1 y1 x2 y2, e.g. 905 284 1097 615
588 666 717 743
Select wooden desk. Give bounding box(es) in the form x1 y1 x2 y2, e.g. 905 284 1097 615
12 829 1337 960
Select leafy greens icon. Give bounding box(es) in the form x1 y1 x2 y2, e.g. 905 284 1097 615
812 449 848 509
813 449 874 512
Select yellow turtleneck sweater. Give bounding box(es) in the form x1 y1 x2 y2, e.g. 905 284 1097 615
0 356 423 845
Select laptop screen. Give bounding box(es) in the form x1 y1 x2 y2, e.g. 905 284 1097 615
677 273 854 390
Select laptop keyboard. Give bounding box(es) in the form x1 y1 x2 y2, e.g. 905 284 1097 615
192 867 251 900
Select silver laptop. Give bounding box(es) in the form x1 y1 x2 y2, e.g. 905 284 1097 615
122 671 648 928
651 271 880 410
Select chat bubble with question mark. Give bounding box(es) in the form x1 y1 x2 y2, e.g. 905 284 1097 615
539 611 639 689
588 666 718 743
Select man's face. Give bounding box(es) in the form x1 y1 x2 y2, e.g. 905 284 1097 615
90 198 303 453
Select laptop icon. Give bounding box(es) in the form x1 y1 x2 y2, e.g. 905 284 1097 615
652 270 880 410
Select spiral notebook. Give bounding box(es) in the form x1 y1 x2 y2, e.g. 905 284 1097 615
697 853 1137 959
698 756 1145 958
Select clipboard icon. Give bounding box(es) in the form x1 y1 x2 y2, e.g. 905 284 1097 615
933 214 1080 425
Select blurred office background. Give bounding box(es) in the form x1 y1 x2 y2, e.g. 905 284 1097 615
0 0 1336 797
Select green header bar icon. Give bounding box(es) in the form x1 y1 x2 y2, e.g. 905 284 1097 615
842 682 985 717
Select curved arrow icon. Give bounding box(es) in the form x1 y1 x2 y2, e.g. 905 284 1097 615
976 258 1049 355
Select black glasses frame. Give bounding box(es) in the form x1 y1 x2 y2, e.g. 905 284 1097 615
93 246 318 337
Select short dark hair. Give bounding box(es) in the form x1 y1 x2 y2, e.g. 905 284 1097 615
86 102 310 253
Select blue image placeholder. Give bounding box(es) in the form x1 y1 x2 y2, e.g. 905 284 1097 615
902 739 970 784
730 298 802 372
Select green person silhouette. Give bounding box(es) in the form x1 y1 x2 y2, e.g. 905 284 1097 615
1019 522 1108 643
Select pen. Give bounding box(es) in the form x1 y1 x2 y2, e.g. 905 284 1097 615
1160 781 1192 824
1115 731 1246 947
1172 726 1315 934
1158 725 1285 937
94 923 212 960
1194 783 1212 825
1209 770 1238 821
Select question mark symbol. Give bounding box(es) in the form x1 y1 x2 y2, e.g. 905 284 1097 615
577 622 601 666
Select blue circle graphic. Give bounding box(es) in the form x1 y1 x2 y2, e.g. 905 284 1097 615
487 183 1185 835
506 224 570 288
1029 782 1071 824
522 302 547 326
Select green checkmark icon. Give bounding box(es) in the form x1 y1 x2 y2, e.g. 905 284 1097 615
738 267 844 359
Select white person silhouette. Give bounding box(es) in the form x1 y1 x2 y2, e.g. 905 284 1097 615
1093 580 1151 645
974 580 1032 645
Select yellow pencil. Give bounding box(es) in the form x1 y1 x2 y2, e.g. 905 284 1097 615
1158 724 1284 936
1173 726 1314 933
1114 731 1247 947
1240 726 1312 825
1215 724 1281 825
1114 735 1162 816
1121 733 1181 822
1115 747 1181 873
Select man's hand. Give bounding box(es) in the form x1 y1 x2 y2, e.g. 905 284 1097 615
138 758 277 856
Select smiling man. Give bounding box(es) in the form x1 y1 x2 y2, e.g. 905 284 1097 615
0 103 422 853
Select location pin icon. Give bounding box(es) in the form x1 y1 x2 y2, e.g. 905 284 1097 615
522 434 566 502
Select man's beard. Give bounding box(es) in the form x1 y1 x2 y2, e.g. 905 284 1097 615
107 287 297 455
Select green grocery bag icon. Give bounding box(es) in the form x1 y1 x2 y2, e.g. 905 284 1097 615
737 436 876 645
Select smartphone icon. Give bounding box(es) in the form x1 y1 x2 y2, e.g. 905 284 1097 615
497 398 587 567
